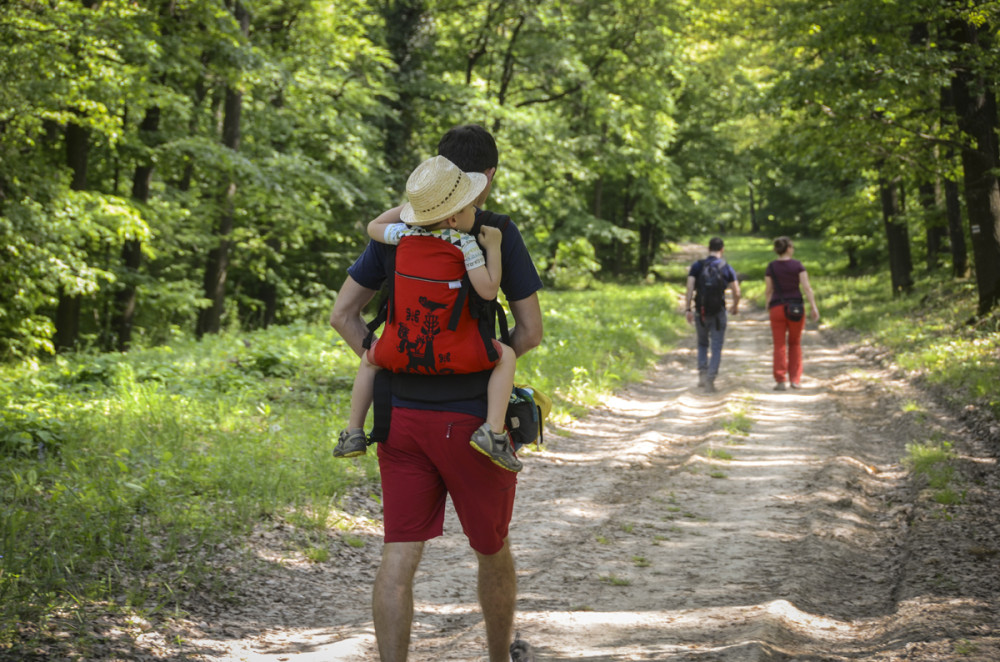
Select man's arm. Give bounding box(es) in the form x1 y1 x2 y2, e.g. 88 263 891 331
684 275 696 324
330 275 379 358
507 293 542 358
729 276 741 314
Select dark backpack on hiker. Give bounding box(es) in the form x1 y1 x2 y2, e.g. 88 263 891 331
695 258 728 318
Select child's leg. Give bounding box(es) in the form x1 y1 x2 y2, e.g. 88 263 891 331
485 342 515 433
349 354 379 431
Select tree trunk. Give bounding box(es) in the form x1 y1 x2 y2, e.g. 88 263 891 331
638 222 652 275
55 120 89 351
939 87 969 278
179 76 207 192
919 180 945 270
944 173 968 277
878 170 914 296
197 2 248 337
950 19 1000 315
381 0 426 176
748 179 759 234
65 121 88 191
112 105 160 350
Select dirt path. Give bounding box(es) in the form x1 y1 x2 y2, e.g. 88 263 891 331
169 304 1000 661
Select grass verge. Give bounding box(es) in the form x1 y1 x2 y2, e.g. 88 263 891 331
0 282 686 651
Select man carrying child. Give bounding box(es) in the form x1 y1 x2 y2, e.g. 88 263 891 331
330 124 542 662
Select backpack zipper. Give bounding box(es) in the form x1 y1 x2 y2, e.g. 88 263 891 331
396 271 463 288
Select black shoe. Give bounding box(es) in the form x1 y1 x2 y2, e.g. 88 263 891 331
697 371 707 388
704 380 717 393
510 632 535 662
470 424 523 472
333 428 368 458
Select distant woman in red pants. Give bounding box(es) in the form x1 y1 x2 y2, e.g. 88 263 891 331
764 237 820 390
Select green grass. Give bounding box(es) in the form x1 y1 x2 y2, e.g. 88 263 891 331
703 448 734 461
905 439 966 506
0 283 685 647
826 275 998 418
0 322 379 646
599 574 632 586
515 282 688 412
722 413 753 437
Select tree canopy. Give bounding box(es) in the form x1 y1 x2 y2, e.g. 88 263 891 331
2 0 999 359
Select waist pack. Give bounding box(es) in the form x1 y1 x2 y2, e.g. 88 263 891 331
771 266 804 322
506 385 552 451
784 301 805 322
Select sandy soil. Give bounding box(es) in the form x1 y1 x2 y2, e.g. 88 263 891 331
97 274 1000 661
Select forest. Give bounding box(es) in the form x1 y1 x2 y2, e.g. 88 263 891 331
2 0 999 361
4 2 1000 658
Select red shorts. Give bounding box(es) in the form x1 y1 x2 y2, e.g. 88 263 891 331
377 408 517 555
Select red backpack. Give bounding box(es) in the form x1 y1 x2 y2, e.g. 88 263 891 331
367 230 502 375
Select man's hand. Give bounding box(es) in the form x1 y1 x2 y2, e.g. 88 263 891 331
685 309 694 325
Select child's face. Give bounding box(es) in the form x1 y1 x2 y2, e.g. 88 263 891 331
452 204 476 233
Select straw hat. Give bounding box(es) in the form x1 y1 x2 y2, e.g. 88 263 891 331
400 155 487 226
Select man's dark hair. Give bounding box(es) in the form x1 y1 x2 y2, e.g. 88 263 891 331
708 237 724 252
437 124 499 173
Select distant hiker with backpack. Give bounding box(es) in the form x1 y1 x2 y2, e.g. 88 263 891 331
334 155 521 473
684 237 741 393
329 124 542 662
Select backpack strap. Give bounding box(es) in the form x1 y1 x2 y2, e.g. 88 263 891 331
471 209 510 237
369 369 392 443
448 275 471 331
362 247 395 350
469 209 511 353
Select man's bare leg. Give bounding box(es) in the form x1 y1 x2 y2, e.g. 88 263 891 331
476 538 517 662
373 541 425 662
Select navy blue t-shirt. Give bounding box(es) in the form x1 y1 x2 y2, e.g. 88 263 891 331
346 208 543 416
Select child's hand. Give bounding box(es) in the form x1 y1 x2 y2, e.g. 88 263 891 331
478 225 502 251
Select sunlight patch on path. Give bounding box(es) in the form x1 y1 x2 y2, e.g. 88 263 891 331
514 598 860 659
190 627 376 661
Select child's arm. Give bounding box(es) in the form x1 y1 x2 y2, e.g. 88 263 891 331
367 205 405 243
467 225 502 300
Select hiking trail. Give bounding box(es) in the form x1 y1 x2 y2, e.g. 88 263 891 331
154 276 1000 661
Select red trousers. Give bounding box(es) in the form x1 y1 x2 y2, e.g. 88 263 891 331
769 304 805 384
